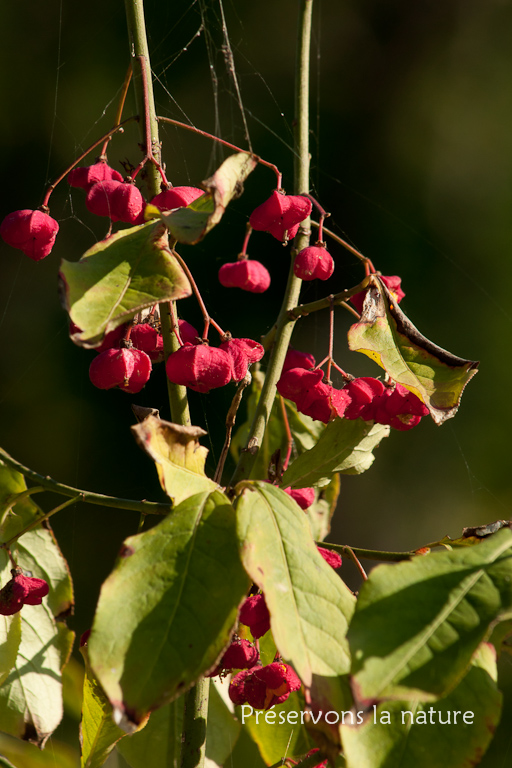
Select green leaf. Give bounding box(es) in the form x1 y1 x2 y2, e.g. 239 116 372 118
281 419 389 489
231 373 325 481
80 646 127 768
0 613 21 687
237 690 312 765
349 527 512 702
0 466 74 746
117 698 184 768
347 275 479 424
0 732 79 768
341 643 502 768
161 153 257 244
235 481 355 712
205 680 241 768
60 220 191 348
88 490 250 727
0 604 74 746
306 474 340 542
131 416 218 505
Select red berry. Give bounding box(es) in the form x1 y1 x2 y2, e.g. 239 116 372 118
165 343 233 393
1 209 59 261
220 337 265 381
68 161 123 192
131 323 164 362
373 383 429 431
239 593 271 639
239 662 302 710
218 260 271 293
228 669 253 706
284 486 316 510
249 190 312 242
89 348 152 393
69 321 128 352
294 245 334 281
343 377 386 421
178 319 200 345
0 572 49 616
150 186 204 210
86 181 145 224
317 546 342 569
282 347 315 372
350 275 405 314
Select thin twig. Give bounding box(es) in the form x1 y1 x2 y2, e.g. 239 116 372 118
0 447 171 515
2 495 82 549
214 374 252 484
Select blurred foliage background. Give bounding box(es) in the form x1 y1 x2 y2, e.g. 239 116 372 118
1 0 512 764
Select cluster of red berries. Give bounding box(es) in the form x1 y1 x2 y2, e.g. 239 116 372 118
165 336 265 393
218 190 328 294
69 161 205 226
0 570 49 615
229 660 302 710
278 368 429 431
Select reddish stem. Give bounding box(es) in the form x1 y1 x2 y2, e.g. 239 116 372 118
168 302 185 347
157 115 282 188
238 223 253 260
326 296 334 383
164 247 226 340
41 116 138 209
100 64 133 157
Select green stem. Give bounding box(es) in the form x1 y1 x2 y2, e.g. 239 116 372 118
229 0 314 486
123 0 162 198
289 277 369 318
0 447 171 515
318 542 414 563
124 2 200 759
180 677 210 768
2 496 81 549
160 302 191 426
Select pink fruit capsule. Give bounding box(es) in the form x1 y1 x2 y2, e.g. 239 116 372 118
150 186 204 210
249 190 312 242
68 161 123 192
0 209 59 261
293 245 334 281
165 343 233 393
218 260 271 293
89 348 152 393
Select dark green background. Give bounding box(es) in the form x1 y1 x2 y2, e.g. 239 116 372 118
1 0 511 764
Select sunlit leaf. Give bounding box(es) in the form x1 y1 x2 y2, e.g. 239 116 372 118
237 690 312 765
305 474 340 543
205 681 241 768
60 220 191 348
161 153 257 244
0 466 74 746
235 481 355 713
0 732 78 768
347 276 478 424
349 528 512 702
342 644 502 768
281 419 389 489
117 698 183 768
131 416 217 505
89 491 250 728
0 613 21 687
80 646 127 768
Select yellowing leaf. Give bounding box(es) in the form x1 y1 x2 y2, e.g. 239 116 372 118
131 416 217 505
161 153 257 244
347 276 478 424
